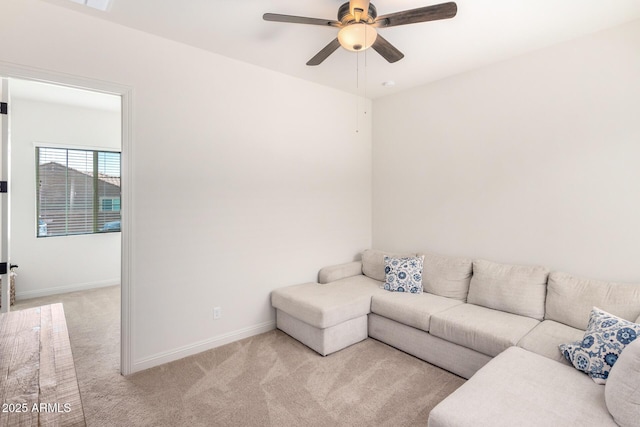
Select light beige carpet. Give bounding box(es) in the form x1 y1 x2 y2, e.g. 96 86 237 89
14 286 465 426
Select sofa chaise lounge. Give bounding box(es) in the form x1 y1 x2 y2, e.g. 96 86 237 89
271 249 640 426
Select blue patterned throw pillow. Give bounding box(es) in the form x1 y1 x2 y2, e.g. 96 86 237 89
559 307 640 384
383 255 425 294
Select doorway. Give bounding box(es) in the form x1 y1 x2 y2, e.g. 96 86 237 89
0 68 132 375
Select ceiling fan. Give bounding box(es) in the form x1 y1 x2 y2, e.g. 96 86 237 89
263 1 457 66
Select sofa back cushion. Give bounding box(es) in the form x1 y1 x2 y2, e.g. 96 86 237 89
418 252 473 301
467 259 549 321
545 272 640 330
361 249 416 282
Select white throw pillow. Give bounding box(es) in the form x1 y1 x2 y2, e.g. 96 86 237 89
559 307 640 384
383 255 425 294
361 249 415 282
605 338 640 426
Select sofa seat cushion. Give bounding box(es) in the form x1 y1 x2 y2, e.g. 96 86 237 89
371 292 463 333
428 347 617 427
271 275 384 329
430 304 539 357
518 320 585 365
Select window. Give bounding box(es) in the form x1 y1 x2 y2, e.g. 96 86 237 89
37 147 121 237
100 197 121 212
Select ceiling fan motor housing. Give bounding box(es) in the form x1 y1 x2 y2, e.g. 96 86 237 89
338 2 377 24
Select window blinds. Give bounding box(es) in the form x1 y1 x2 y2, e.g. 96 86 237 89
37 147 121 237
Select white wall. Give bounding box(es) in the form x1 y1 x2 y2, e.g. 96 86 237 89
10 97 121 298
0 0 371 371
372 19 640 282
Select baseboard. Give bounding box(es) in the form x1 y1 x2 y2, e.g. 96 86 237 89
15 279 120 300
131 320 276 374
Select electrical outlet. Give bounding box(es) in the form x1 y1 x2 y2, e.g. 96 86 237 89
213 306 221 320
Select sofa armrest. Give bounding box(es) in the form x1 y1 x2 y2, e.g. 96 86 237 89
318 261 363 284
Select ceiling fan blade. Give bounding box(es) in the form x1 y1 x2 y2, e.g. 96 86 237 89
350 0 371 21
374 2 457 28
263 13 340 28
372 34 405 63
306 38 341 66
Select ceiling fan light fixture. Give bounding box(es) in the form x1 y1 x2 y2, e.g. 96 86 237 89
338 23 377 52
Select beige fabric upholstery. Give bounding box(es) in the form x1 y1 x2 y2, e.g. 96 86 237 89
605 338 640 427
271 276 384 329
517 319 585 364
368 314 491 379
317 261 363 284
276 310 368 356
430 304 539 357
361 249 416 282
545 271 640 330
637 314 640 324
371 292 462 333
467 259 549 321
428 347 617 427
418 252 473 301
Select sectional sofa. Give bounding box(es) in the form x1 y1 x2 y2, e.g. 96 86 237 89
271 249 640 426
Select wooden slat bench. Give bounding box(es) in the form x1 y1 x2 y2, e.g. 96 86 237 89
0 303 85 426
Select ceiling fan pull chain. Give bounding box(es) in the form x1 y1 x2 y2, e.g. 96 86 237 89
364 26 368 102
356 50 360 133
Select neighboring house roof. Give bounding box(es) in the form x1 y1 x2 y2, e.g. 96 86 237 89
39 162 121 188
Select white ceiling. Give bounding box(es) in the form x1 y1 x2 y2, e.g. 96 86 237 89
42 0 640 99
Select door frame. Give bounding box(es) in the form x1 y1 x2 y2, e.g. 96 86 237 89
0 78 9 315
0 61 134 375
